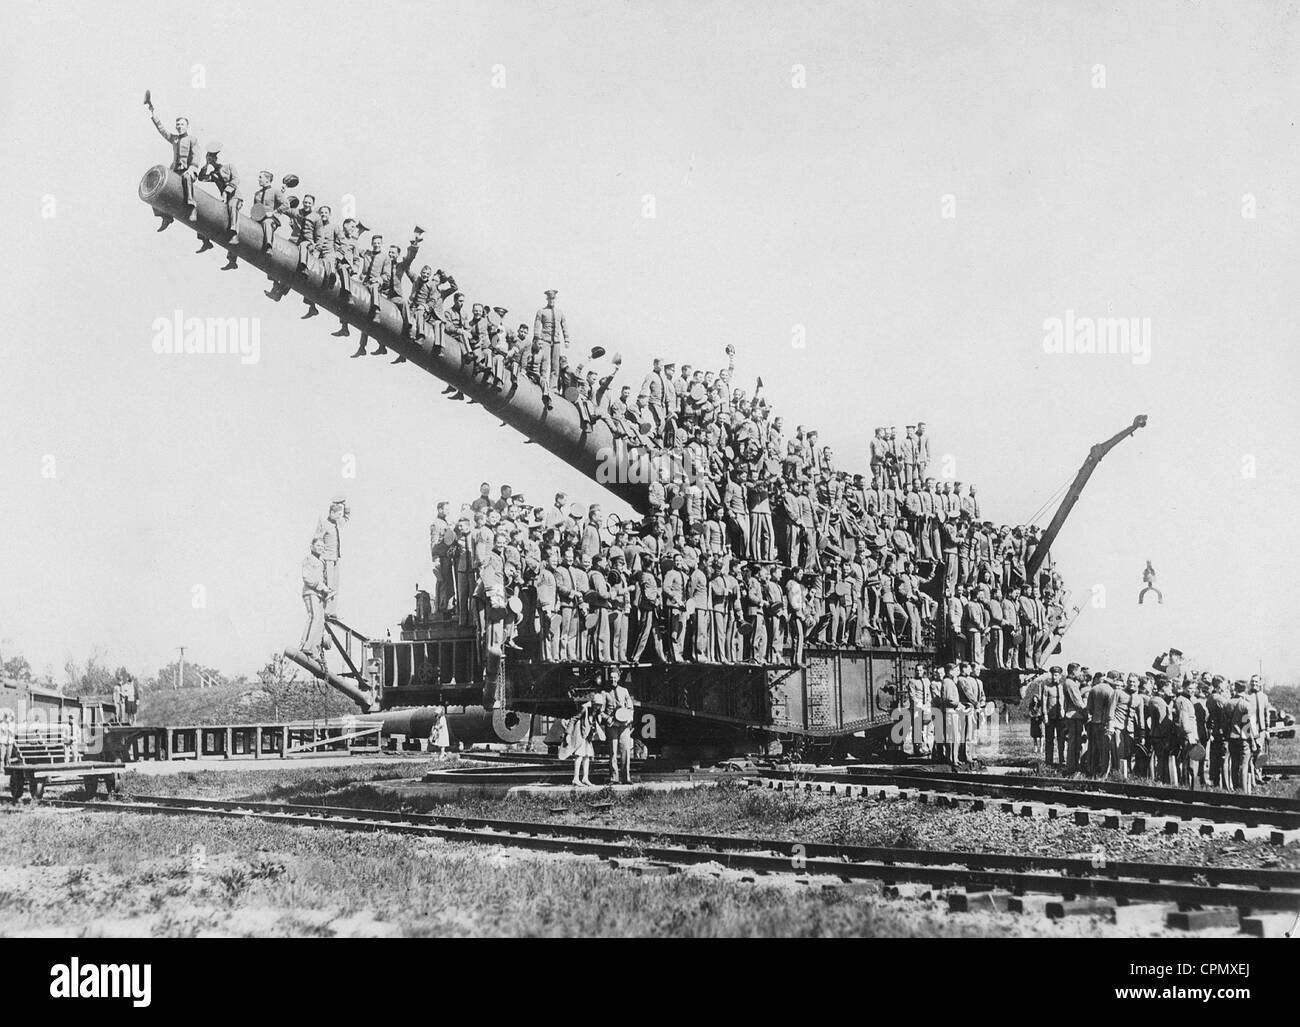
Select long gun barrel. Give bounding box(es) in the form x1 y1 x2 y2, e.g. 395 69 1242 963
139 165 653 512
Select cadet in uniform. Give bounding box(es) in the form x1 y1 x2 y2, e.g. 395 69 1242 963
661 553 687 663
1085 672 1116 776
314 497 348 617
195 144 241 260
1226 681 1257 792
586 553 613 662
535 547 561 661
1061 664 1087 774
429 501 453 613
299 537 332 663
533 289 570 389
907 664 933 756
249 171 286 252
629 561 666 663
147 97 201 226
266 193 321 300
1039 665 1066 766
605 680 636 784
607 549 632 663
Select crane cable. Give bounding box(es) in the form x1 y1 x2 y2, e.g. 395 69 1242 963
1021 473 1074 527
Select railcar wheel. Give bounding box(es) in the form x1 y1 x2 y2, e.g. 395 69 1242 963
107 774 123 794
30 778 46 800
8 773 23 800
82 776 100 797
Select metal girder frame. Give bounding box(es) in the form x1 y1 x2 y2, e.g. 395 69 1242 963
283 723 382 756
770 647 930 738
324 621 366 684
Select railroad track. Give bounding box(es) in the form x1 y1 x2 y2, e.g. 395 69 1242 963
42 794 1300 918
759 768 1300 838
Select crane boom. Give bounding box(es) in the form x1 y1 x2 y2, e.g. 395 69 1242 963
1025 414 1147 584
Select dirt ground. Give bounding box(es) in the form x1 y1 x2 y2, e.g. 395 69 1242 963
1 732 1294 938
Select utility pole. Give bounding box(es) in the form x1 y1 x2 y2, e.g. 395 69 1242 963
176 646 186 691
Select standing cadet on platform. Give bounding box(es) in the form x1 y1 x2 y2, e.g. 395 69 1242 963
898 426 917 488
762 565 786 664
784 569 806 665
685 553 711 662
553 546 578 661
146 93 200 227
746 474 775 562
587 553 613 662
536 546 561 662
629 559 666 663
195 144 241 263
661 553 687 663
569 552 591 660
430 501 453 613
299 537 333 665
450 519 475 626
607 550 632 663
314 497 348 617
533 289 570 389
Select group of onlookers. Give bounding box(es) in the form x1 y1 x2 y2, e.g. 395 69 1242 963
1027 660 1272 791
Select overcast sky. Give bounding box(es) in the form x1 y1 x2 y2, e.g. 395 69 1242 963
0 0 1296 684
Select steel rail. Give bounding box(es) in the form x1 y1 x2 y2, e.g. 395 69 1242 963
847 768 1300 813
45 795 1300 910
763 770 1300 828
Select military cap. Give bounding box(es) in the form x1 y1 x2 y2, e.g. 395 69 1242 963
207 141 223 155
492 306 508 317
1049 665 1062 673
544 288 558 298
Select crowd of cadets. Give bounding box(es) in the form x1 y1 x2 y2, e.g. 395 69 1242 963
147 100 596 375
425 345 1073 668
1023 661 1273 793
153 107 1073 672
